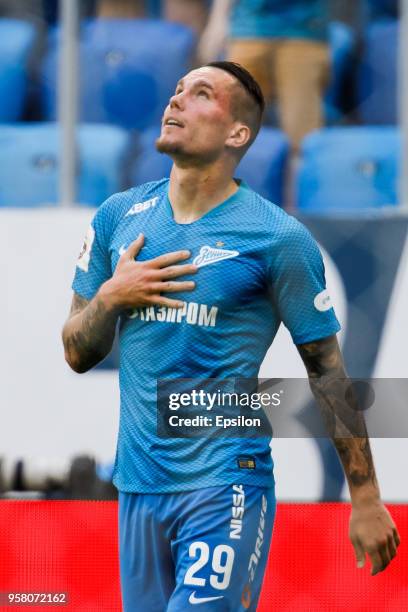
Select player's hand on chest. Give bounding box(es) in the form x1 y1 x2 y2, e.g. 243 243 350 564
131 236 265 308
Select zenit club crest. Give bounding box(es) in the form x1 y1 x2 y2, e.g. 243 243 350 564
193 245 239 268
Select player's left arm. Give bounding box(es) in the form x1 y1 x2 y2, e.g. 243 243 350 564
297 334 401 575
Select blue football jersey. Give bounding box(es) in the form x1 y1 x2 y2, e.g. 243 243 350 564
72 179 340 493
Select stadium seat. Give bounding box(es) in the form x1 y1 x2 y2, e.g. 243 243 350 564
41 19 195 130
325 21 356 123
357 19 398 124
297 127 400 212
130 126 289 206
0 19 36 121
130 127 173 186
0 123 130 207
237 128 289 205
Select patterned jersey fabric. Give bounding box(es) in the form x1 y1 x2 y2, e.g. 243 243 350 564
72 178 340 493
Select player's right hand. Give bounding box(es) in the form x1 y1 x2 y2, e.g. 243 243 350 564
99 233 197 310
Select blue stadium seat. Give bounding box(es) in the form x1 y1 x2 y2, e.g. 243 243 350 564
130 126 289 206
325 21 356 123
236 128 289 205
297 127 399 212
357 19 398 124
0 123 130 207
0 19 36 121
131 127 173 185
41 19 195 130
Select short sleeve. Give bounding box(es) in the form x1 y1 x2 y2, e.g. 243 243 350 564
267 221 341 345
71 197 116 300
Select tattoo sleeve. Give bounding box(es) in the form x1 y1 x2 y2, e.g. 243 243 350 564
297 335 380 501
62 292 120 373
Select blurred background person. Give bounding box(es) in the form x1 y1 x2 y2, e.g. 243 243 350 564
199 0 331 154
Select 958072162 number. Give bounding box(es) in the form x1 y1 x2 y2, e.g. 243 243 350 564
0 592 68 606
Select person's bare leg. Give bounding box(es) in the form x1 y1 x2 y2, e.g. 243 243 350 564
164 0 209 34
274 39 330 209
227 39 274 103
97 0 145 19
275 39 330 153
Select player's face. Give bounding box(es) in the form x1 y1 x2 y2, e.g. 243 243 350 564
156 67 238 163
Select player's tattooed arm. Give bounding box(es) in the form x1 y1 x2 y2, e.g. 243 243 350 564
62 234 197 373
62 292 120 373
297 334 379 498
297 335 400 575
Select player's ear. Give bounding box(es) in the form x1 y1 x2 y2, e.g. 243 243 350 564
225 122 251 151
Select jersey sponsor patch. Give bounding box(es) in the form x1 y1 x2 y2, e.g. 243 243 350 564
76 224 95 272
127 301 218 327
230 485 245 540
237 457 256 470
193 246 239 268
125 197 159 217
314 289 333 312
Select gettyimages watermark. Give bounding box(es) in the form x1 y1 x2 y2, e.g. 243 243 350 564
156 378 408 439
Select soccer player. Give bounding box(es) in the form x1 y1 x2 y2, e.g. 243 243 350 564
62 62 400 611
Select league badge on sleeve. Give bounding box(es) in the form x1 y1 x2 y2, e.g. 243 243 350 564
76 224 95 272
314 289 333 312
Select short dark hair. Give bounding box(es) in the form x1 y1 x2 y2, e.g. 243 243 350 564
206 60 265 152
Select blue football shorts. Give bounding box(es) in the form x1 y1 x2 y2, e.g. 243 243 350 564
118 483 276 611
